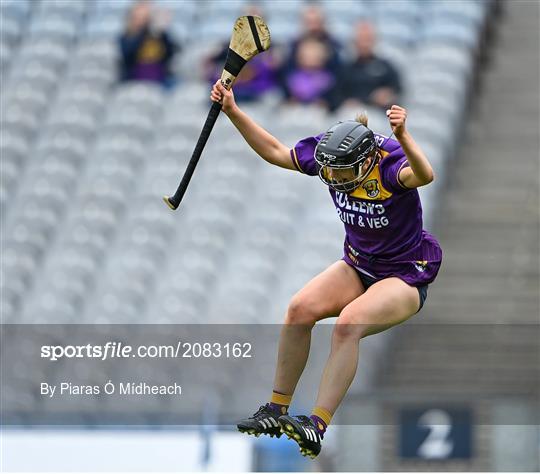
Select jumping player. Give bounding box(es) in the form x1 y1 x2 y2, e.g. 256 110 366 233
210 80 442 458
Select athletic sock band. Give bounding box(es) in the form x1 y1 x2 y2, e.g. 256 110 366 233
269 391 292 415
311 406 332 426
270 391 292 406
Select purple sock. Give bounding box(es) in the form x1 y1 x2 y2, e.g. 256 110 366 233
310 415 327 439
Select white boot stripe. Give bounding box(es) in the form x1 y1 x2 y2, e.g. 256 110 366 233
259 420 266 428
270 418 278 427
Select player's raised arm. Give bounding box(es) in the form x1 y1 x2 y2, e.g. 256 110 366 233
210 80 295 170
387 105 434 188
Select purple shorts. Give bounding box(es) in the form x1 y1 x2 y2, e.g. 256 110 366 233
343 258 428 314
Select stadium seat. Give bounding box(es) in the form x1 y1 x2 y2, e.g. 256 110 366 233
113 82 165 108
0 160 19 198
16 175 69 216
17 37 70 69
0 39 12 70
36 126 89 155
63 226 109 260
263 17 302 44
376 18 418 47
105 107 155 140
375 41 410 75
173 42 219 81
5 82 49 114
421 19 480 52
406 87 463 132
324 0 368 22
56 81 107 108
28 14 79 43
1 125 29 160
155 0 198 19
410 63 468 100
65 55 117 85
36 1 87 20
169 82 209 107
373 0 421 24
260 0 303 20
3 102 42 139
8 60 60 92
429 0 488 29
94 129 147 155
1 0 32 21
0 15 22 47
204 0 248 19
48 106 99 137
74 38 119 64
84 13 125 39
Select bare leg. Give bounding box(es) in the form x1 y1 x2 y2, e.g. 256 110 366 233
272 260 365 396
314 277 421 414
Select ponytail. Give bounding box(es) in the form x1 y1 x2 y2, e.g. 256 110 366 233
355 111 369 127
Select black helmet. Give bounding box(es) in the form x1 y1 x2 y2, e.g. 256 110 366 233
314 120 378 193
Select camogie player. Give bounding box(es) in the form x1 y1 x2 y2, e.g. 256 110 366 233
210 80 442 458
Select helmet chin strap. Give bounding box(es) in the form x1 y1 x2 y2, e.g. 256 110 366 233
357 123 396 185
350 125 395 189
349 124 395 188
356 150 380 185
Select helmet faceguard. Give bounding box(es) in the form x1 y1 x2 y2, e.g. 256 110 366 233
315 121 378 193
318 158 377 193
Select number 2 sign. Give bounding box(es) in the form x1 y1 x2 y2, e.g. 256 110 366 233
399 406 473 460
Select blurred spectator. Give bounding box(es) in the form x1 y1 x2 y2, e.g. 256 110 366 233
282 37 335 105
283 4 341 74
204 5 279 103
118 0 179 89
328 21 401 110
279 4 341 105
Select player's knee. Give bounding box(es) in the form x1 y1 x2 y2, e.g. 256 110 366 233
333 309 366 342
285 294 319 327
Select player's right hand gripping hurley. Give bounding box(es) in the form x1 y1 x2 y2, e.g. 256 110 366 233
163 16 270 211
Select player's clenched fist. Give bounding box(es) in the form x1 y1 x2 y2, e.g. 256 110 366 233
210 80 237 116
386 105 408 139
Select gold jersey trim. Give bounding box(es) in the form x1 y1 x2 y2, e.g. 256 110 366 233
348 150 393 200
291 148 304 173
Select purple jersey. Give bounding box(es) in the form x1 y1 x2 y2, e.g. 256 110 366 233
290 133 442 286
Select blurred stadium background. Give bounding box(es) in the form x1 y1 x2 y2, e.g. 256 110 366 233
1 0 538 471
